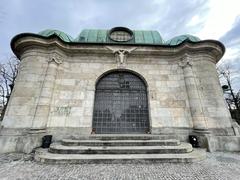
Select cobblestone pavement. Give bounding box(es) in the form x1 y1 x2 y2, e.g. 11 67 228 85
0 152 239 180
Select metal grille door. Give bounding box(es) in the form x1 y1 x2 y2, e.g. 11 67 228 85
93 72 149 134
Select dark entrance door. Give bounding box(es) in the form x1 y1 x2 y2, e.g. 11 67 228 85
92 71 149 134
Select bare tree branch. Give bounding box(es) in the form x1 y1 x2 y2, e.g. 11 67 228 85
218 65 240 123
0 56 20 120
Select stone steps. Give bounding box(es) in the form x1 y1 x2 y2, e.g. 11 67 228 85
35 148 206 164
73 134 178 140
61 139 180 146
49 142 192 154
34 135 206 163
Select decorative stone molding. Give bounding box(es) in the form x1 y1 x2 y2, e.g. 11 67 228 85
105 46 137 67
178 55 193 68
48 53 63 65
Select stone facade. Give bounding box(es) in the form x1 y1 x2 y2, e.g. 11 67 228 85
0 28 239 153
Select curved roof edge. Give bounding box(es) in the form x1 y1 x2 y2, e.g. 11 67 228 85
38 29 74 42
13 28 204 46
10 32 225 62
166 34 201 45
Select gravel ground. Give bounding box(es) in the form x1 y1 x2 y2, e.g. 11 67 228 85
0 152 239 180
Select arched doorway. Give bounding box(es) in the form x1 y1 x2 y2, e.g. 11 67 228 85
92 71 149 134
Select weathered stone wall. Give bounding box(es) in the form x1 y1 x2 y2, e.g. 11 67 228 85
1 45 233 136
2 50 48 128
1 39 237 153
43 53 193 135
193 54 233 134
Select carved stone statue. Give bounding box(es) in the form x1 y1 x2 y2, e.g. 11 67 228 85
48 53 63 65
105 46 137 67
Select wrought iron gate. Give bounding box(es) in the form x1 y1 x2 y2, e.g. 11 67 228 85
92 71 149 134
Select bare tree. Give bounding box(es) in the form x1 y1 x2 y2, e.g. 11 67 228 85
218 65 240 123
0 56 20 120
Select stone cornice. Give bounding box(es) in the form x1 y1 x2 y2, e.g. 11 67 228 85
11 33 225 64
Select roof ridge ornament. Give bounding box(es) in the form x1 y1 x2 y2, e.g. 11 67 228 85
105 46 137 68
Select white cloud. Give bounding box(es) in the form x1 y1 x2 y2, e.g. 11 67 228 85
187 15 201 27
197 0 240 39
0 0 239 84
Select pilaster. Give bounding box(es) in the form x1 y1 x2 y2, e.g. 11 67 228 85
31 52 62 130
179 55 209 134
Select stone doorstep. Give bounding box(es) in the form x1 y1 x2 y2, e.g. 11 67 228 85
79 134 178 140
35 148 206 164
49 142 193 154
61 139 181 146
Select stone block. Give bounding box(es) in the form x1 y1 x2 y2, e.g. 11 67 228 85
18 73 40 82
10 97 36 106
157 75 169 81
83 100 93 108
167 81 179 88
32 117 48 128
159 70 170 75
70 107 83 117
14 87 37 97
173 117 189 127
206 117 232 128
16 134 43 153
38 97 51 105
42 81 55 88
154 108 171 117
170 108 186 117
40 87 53 97
168 74 182 81
59 91 73 99
34 105 49 115
15 81 41 88
79 116 92 127
0 136 18 153
207 135 240 152
7 105 32 116
73 91 85 100
156 87 170 93
68 100 83 106
60 79 76 86
84 108 93 116
86 91 94 100
2 115 33 128
159 116 173 127
148 70 159 75
156 81 167 87
51 106 71 116
65 117 80 127
160 100 186 108
45 75 57 81
49 116 66 127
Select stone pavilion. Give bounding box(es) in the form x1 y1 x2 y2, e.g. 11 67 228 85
0 27 239 157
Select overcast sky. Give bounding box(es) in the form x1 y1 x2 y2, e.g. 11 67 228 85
0 0 239 87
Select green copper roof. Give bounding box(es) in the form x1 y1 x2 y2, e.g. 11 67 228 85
38 29 74 42
75 29 163 44
37 28 201 45
166 34 200 45
75 29 108 43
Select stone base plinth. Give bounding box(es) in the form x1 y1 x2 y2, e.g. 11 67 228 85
206 135 240 152
0 134 43 154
